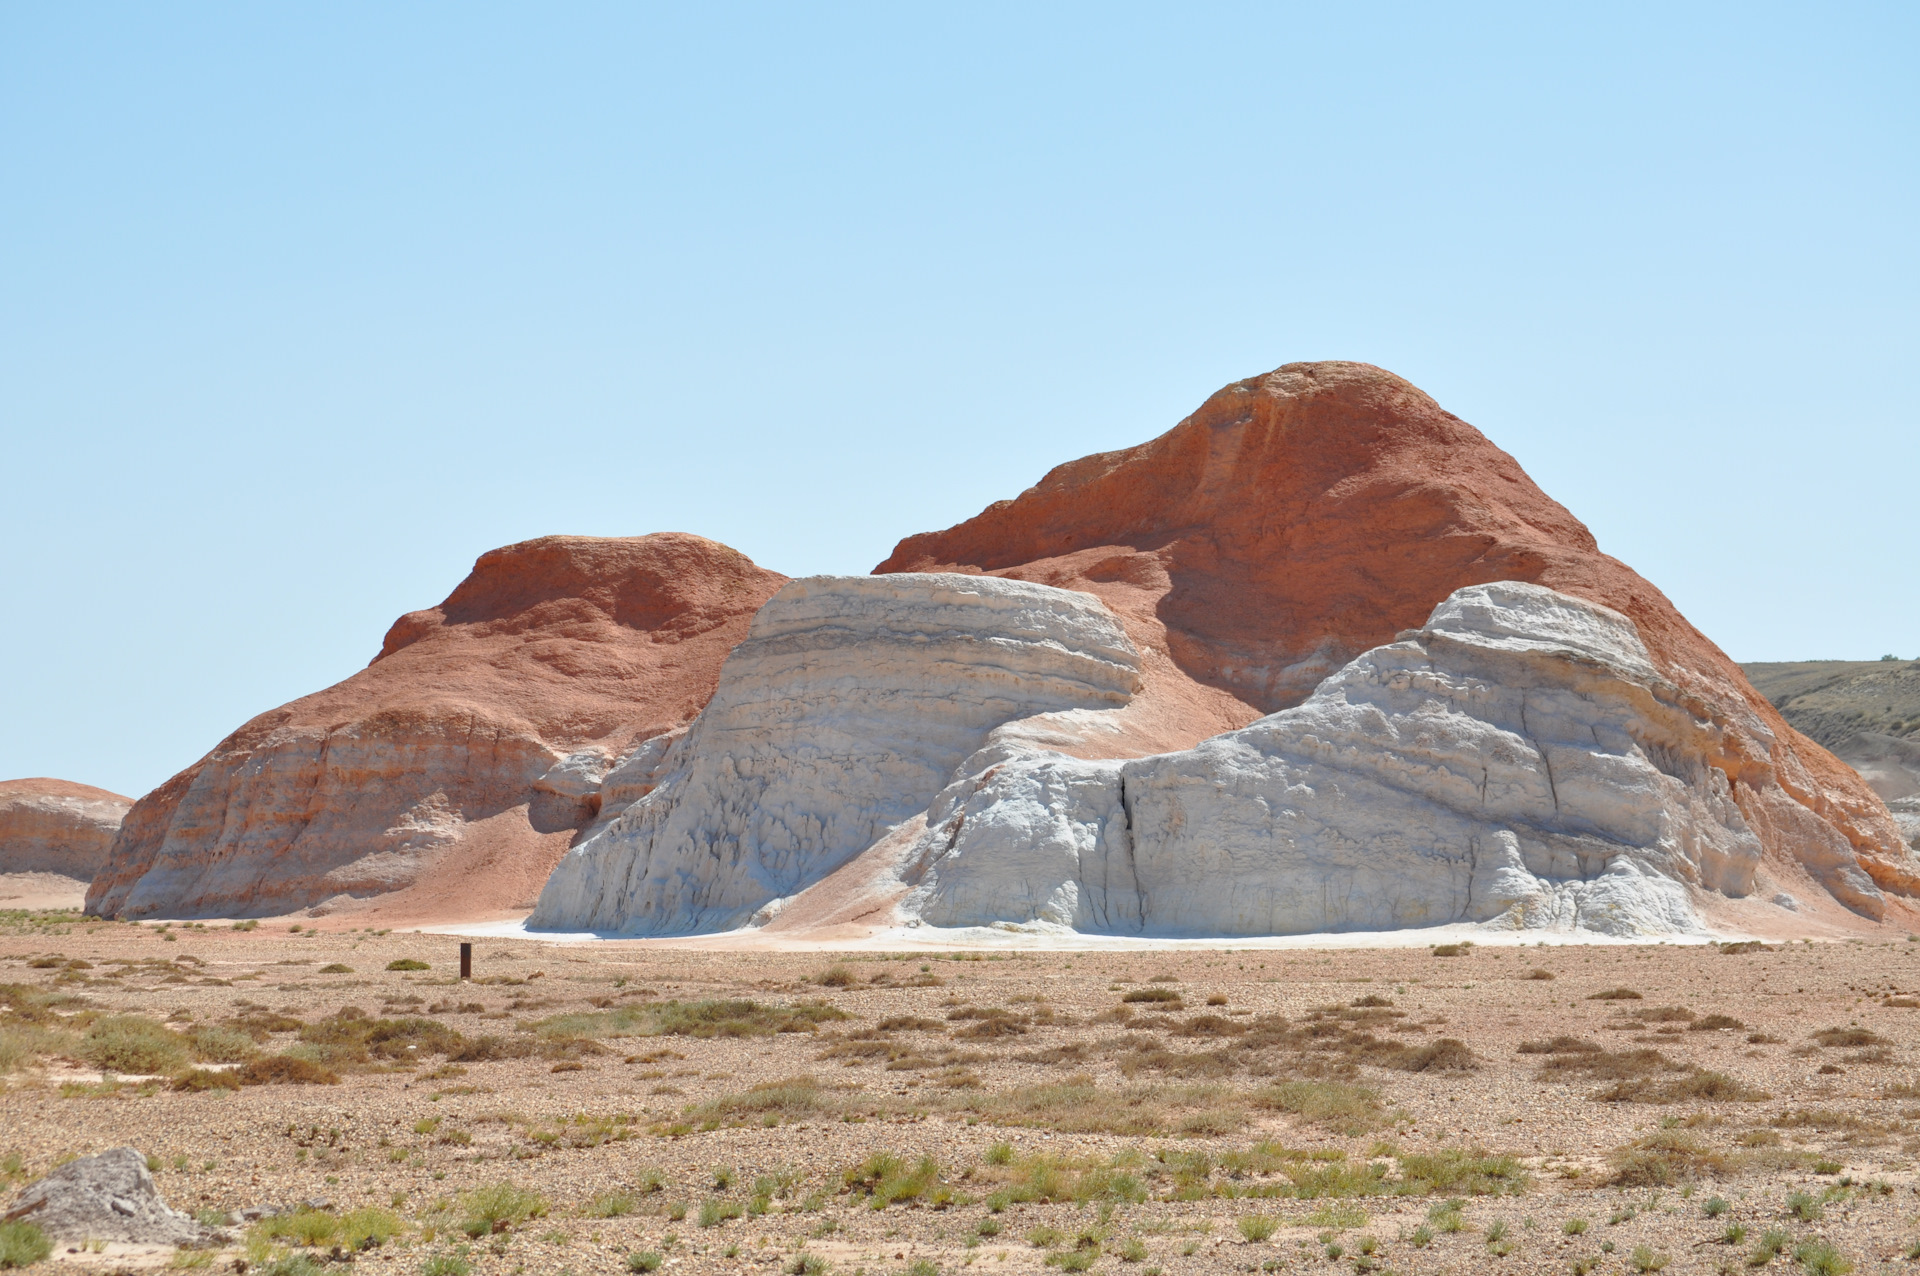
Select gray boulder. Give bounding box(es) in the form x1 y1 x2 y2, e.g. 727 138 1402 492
2 1147 213 1245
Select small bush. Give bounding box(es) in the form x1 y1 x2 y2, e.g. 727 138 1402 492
1562 1218 1588 1235
1517 1036 1600 1055
1786 1190 1822 1222
1628 1245 1668 1272
386 960 431 972
460 1182 548 1236
626 1253 662 1273
0 1222 50 1268
1120 988 1182 1004
422 1249 473 1276
1237 1216 1275 1242
816 966 857 988
172 1067 241 1092
342 1208 403 1250
1252 1080 1383 1135
318 964 354 974
1430 944 1468 957
1810 1027 1881 1048
1391 1037 1478 1073
1748 1228 1789 1264
237 1055 339 1086
698 1200 744 1228
1523 968 1555 980
586 1192 635 1219
1688 1014 1745 1032
82 1015 189 1074
1790 1240 1850 1275
1588 988 1642 1001
187 1024 258 1063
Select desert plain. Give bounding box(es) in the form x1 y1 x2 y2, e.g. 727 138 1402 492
6 914 1920 1276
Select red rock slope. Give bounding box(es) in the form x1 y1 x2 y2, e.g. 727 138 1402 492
879 360 1914 918
87 534 786 923
0 779 132 881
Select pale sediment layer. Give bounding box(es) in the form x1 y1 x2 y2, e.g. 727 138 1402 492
530 573 1142 936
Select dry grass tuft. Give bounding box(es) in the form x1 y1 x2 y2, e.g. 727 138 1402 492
1388 1038 1478 1073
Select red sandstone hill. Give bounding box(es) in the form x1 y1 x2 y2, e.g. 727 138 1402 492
879 360 1915 918
0 778 132 881
88 534 786 922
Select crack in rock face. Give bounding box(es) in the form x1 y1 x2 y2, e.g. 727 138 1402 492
528 573 1143 936
902 582 1768 939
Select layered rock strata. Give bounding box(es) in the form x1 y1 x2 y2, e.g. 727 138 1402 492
0 778 131 881
87 534 786 920
904 583 1769 938
529 574 1142 935
880 360 1914 919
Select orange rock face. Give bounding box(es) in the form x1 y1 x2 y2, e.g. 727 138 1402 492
87 534 786 922
0 778 132 881
879 361 1914 917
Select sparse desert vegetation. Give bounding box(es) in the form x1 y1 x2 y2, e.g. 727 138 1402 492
0 913 1918 1274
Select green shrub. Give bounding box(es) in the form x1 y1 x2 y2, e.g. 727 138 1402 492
318 964 354 975
237 1055 339 1086
626 1253 662 1273
172 1067 241 1092
422 1248 473 1276
1786 1190 1822 1222
698 1200 743 1228
188 1024 258 1063
786 1254 829 1276
82 1015 188 1074
1237 1216 1276 1242
1792 1240 1852 1276
342 1208 403 1250
0 1024 71 1073
460 1182 548 1236
386 960 430 972
0 1221 50 1268
586 1192 634 1219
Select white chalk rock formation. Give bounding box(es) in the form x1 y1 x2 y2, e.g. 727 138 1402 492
529 574 1141 935
903 582 1766 938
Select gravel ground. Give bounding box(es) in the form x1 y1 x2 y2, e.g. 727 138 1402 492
5 913 1920 1276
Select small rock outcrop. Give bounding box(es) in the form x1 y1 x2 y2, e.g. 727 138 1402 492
904 583 1773 937
0 779 130 881
87 535 786 922
3 1148 211 1246
529 574 1141 935
880 361 1913 919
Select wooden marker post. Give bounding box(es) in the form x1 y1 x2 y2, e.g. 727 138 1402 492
460 942 472 980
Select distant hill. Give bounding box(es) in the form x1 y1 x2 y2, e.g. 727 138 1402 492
1741 658 1920 849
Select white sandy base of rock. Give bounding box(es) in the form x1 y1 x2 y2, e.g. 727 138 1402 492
0 872 90 910
430 914 1768 951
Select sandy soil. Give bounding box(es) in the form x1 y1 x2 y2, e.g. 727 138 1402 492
5 914 1920 1276
0 874 89 911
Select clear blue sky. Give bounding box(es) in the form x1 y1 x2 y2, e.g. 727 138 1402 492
3 3 1915 800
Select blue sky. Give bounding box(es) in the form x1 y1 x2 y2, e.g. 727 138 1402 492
3 3 1915 799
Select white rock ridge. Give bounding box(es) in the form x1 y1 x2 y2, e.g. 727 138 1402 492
528 574 1142 935
901 582 1768 939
